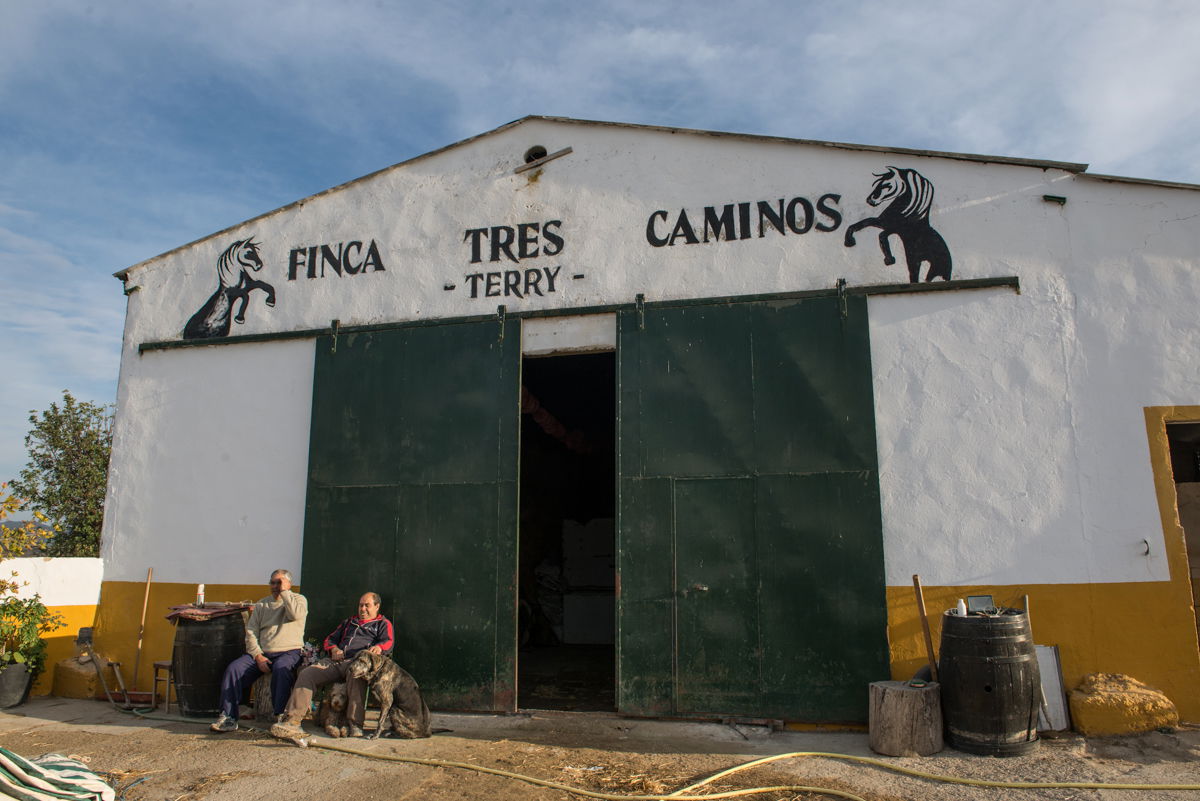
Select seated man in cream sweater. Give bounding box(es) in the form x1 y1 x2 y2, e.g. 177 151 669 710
211 569 308 732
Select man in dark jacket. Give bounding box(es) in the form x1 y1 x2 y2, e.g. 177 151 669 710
270 591 394 739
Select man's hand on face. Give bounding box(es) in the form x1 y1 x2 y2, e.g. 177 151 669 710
255 654 271 674
269 574 292 597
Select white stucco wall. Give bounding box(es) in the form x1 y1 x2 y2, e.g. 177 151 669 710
2 558 103 605
872 177 1200 585
522 314 616 356
871 287 1081 585
105 118 1200 591
100 339 314 584
118 120 1080 343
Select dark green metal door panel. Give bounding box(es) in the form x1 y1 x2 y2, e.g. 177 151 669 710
674 477 759 714
392 481 516 710
615 476 674 714
302 485 402 632
622 305 756 477
755 472 887 720
308 325 517 487
750 298 879 474
616 295 887 721
302 318 520 712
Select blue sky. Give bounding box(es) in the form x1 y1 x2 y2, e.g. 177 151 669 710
2 0 1199 489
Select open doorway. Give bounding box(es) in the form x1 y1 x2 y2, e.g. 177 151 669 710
1167 422 1200 642
518 351 616 711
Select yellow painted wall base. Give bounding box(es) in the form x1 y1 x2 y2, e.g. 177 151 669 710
783 722 867 732
31 604 97 696
887 581 1200 721
883 408 1200 725
92 576 1200 723
91 581 271 696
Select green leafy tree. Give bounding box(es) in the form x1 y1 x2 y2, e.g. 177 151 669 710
10 391 113 557
0 483 54 595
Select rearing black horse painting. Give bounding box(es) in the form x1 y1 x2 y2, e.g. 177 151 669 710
183 238 276 339
844 167 952 282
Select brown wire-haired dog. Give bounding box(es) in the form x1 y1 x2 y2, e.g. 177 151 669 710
317 681 349 738
346 651 432 739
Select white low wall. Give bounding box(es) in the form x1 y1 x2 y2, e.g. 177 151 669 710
2 557 103 605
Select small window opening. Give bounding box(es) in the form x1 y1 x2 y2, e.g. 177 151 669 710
524 145 549 164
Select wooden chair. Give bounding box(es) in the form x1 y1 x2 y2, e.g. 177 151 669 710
152 660 174 713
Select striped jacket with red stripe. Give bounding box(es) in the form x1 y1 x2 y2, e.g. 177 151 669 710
323 614 394 657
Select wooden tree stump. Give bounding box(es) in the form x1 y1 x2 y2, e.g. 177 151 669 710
869 680 943 756
252 673 274 723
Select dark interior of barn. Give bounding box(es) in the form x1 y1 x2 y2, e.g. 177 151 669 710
518 351 616 711
1167 421 1200 643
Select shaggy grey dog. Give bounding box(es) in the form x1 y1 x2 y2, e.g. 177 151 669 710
317 681 349 738
346 651 432 740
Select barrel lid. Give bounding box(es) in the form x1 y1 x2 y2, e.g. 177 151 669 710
943 606 1026 618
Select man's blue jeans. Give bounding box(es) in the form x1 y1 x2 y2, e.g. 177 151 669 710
218 649 303 718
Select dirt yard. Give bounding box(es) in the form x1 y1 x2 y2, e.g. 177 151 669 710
2 697 1200 800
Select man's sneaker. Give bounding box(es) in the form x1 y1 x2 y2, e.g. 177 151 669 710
270 720 309 747
210 714 237 733
346 724 364 738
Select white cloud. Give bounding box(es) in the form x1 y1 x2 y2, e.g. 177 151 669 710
13 1 1197 176
1049 6 1200 176
1 0 1198 483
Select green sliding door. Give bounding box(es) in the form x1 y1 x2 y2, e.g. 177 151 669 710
616 295 888 721
301 319 520 711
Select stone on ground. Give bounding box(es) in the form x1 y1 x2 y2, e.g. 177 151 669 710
51 658 98 700
1069 672 1179 736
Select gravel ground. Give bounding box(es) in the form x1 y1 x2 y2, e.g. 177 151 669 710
2 697 1199 800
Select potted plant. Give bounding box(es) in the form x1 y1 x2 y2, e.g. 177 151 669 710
0 482 64 707
0 595 65 707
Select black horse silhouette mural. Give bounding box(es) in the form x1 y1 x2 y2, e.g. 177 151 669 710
183 237 276 339
844 167 952 282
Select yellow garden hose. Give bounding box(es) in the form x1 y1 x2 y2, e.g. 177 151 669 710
311 740 1200 799
665 750 1200 795
121 708 1200 798
312 740 869 801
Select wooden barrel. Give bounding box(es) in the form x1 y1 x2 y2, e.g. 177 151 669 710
171 614 245 717
939 609 1040 756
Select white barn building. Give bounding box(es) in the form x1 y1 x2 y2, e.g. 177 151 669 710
94 117 1200 722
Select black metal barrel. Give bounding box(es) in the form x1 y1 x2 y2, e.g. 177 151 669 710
938 609 1040 756
171 614 245 717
